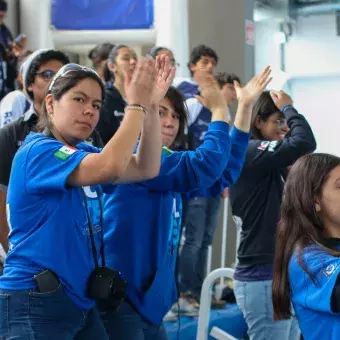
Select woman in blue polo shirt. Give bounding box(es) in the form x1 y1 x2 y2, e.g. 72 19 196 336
101 67 273 339
0 56 175 339
273 153 340 340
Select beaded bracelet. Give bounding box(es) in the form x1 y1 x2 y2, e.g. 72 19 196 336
125 105 148 115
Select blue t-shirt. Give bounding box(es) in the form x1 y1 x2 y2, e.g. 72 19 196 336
289 247 340 339
104 122 250 325
0 132 113 310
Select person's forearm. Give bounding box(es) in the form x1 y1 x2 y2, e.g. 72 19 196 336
0 191 9 252
100 107 146 177
68 107 146 187
0 221 9 253
211 107 228 122
233 101 253 133
135 105 161 178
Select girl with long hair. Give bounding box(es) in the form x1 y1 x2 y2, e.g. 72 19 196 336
273 153 340 340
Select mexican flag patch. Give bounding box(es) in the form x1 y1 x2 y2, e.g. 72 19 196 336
54 146 77 161
162 146 173 156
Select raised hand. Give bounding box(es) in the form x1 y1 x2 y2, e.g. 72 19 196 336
235 66 272 106
125 57 157 111
270 90 293 109
150 54 176 105
194 72 227 112
9 34 28 58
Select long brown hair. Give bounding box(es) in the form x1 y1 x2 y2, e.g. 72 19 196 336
272 153 340 320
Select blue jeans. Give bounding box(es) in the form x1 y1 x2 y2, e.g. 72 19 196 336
0 285 108 339
179 197 221 297
100 300 168 340
234 280 300 340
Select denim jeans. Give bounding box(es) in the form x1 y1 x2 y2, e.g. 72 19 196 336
179 197 221 297
100 300 168 340
0 285 108 339
234 280 300 340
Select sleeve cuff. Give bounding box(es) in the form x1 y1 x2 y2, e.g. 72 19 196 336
280 104 293 113
283 105 300 120
208 121 230 133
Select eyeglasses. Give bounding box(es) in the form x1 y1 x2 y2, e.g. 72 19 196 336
48 63 101 91
36 70 57 81
274 119 287 128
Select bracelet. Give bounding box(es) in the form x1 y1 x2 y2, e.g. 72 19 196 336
125 105 148 115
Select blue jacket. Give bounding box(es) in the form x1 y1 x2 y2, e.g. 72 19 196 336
103 122 250 324
289 245 340 339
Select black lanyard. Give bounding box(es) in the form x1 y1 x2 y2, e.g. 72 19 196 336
80 188 106 268
42 128 106 268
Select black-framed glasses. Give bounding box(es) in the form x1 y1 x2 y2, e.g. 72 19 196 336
48 63 101 91
36 70 56 81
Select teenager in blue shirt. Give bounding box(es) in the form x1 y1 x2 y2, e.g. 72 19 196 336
272 153 340 340
100 67 273 340
0 56 175 339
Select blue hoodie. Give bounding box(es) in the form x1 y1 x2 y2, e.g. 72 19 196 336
103 122 250 325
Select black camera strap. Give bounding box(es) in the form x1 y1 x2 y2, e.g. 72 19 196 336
42 128 106 268
80 188 106 268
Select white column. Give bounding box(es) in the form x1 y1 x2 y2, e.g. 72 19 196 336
20 0 54 50
154 0 190 77
5 0 18 36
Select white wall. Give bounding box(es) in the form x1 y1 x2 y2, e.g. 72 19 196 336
255 20 281 74
255 13 340 156
285 14 340 156
286 14 340 77
256 13 340 78
290 76 340 156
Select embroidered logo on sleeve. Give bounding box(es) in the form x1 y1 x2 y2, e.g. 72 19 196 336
257 141 278 152
268 141 278 152
257 141 270 151
324 263 337 278
162 146 173 156
54 146 77 161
